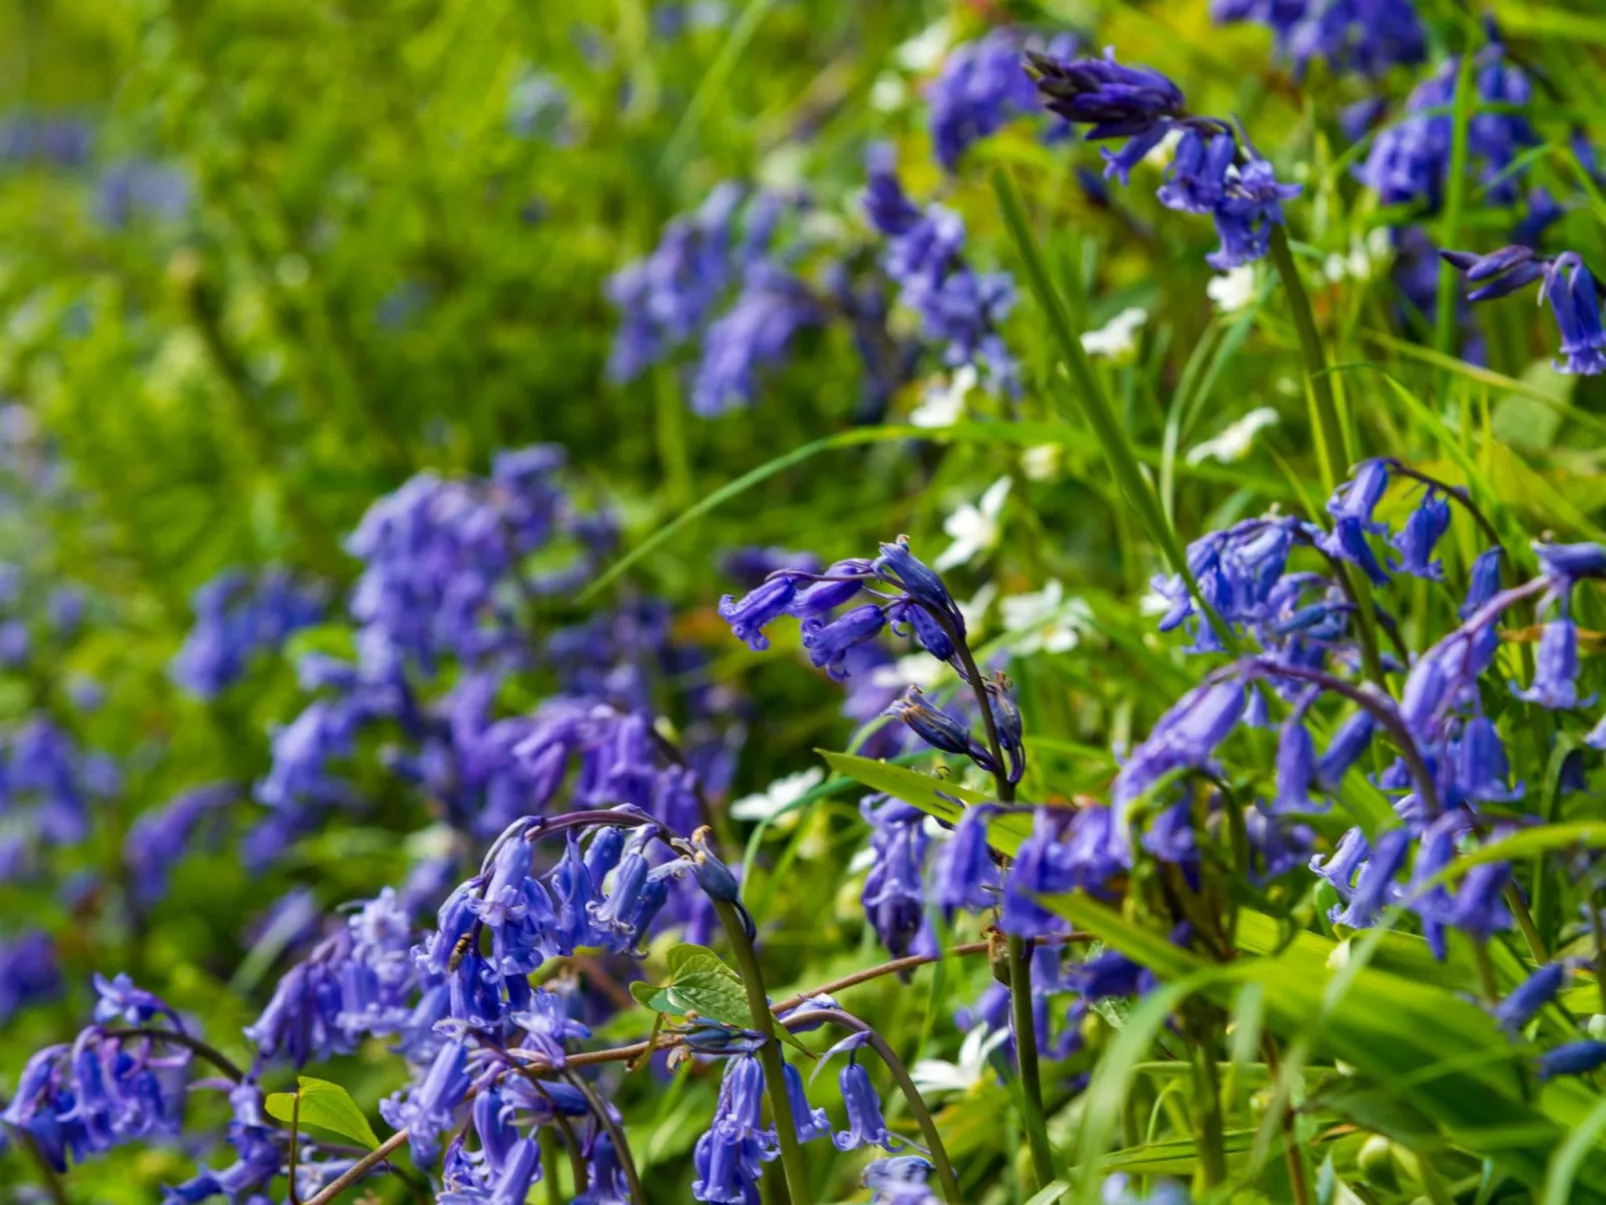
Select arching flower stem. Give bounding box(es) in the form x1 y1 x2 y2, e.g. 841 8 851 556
779 1007 961 1203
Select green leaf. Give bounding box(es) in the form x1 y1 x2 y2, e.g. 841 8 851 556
264 1076 381 1149
1022 1180 1071 1205
816 749 1034 855
636 944 810 1056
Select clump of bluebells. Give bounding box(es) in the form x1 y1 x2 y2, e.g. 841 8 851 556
1212 0 1425 78
1441 245 1606 375
1027 49 1301 268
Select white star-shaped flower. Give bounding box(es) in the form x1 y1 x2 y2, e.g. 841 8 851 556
933 477 1011 571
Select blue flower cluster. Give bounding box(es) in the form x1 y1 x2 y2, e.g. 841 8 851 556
863 146 1020 393
607 185 828 415
1028 50 1301 268
1128 457 1606 961
926 30 1077 171
172 569 327 699
1442 246 1606 376
1212 0 1425 78
1357 42 1536 212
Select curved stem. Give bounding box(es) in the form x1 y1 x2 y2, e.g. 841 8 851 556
780 1008 962 1203
712 897 812 1205
561 1067 644 1205
102 1027 246 1082
302 1128 412 1205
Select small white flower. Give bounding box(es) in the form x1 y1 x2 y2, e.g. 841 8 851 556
934 477 1012 571
895 17 953 71
1080 307 1147 359
909 365 977 428
1322 229 1396 283
910 1025 1011 1096
870 73 908 113
1019 443 1061 482
870 653 947 693
729 768 826 823
1000 580 1091 655
1184 406 1279 466
1206 265 1257 313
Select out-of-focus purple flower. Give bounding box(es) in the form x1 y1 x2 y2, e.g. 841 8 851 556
172 570 325 699
1113 681 1245 807
1514 618 1591 710
1359 46 1536 212
863 145 1018 393
1495 961 1563 1037
860 796 934 959
124 783 237 904
864 1155 941 1204
928 31 1040 171
1539 1039 1606 1080
0 930 60 1024
692 263 822 415
1442 248 1606 376
95 160 191 228
1213 0 1425 78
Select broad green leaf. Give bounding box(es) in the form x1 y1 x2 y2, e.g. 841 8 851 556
636 944 809 1055
264 1076 380 1149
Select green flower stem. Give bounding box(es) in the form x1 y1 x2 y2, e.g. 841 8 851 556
1007 933 1058 1190
1266 225 1387 689
992 167 1236 655
780 1008 962 1203
561 1066 646 1205
936 613 1057 1192
712 897 811 1205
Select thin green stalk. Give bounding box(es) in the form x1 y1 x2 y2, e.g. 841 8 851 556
991 168 1234 654
1591 890 1606 1016
1190 1035 1228 1190
1008 933 1058 1191
561 1067 645 1205
1265 226 1387 688
781 1008 962 1203
1471 941 1501 1007
712 898 810 1205
1435 51 1477 361
938 615 1056 1192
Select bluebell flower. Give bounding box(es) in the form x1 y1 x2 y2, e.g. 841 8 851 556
1113 681 1245 807
860 797 934 959
803 604 887 679
1462 548 1505 617
0 930 59 1025
167 1081 285 1202
1157 127 1236 214
1316 713 1375 789
929 31 1041 171
1272 714 1317 813
1514 618 1591 710
1213 0 1425 78
834 1063 906 1152
379 1038 473 1163
172 570 326 699
692 1055 775 1204
1209 155 1302 270
864 1156 941 1204
783 1063 831 1144
1003 806 1127 936
691 263 822 416
718 577 797 652
1067 949 1151 1001
1360 46 1536 212
606 183 744 382
1455 716 1523 803
862 149 1019 392
93 972 178 1027
1442 246 1606 376
1027 48 1186 138
124 783 236 904
1538 1039 1606 1081
1389 489 1451 579
1494 962 1564 1037
1535 542 1606 589
510 988 591 1066
245 938 357 1066
888 687 992 769
932 805 999 913
1331 828 1409 928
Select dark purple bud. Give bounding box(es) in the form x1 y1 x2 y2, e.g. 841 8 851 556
802 604 887 680
1494 962 1564 1037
